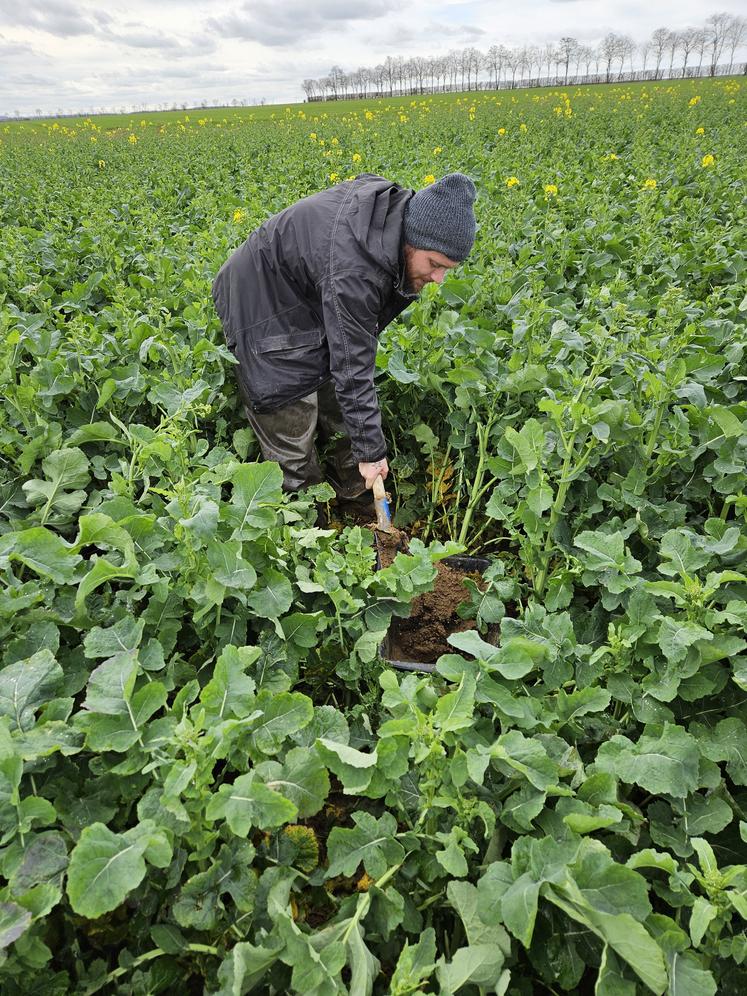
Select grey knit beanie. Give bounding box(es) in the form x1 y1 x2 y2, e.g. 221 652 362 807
403 172 476 262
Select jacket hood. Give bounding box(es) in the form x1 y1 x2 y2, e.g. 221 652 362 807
346 173 415 278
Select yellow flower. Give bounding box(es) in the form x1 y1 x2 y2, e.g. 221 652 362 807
689 96 701 106
128 134 138 144
90 136 97 142
603 152 618 161
364 110 374 121
424 174 436 184
701 154 715 168
519 123 527 132
328 172 340 182
330 137 339 146
498 127 506 136
695 127 705 135
399 114 408 123
97 159 106 168
544 183 558 197
233 209 245 223
309 132 317 140
433 146 442 154
642 178 657 190
352 152 361 162
505 176 520 188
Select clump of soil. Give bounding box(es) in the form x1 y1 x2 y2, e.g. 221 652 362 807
374 526 409 568
388 561 485 664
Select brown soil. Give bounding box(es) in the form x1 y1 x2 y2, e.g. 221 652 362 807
373 525 409 567
388 562 487 664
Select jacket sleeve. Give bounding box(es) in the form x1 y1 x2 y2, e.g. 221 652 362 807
319 269 388 464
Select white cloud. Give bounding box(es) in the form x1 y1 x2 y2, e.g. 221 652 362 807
0 0 744 115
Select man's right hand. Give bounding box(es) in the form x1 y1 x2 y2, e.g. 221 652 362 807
358 459 389 489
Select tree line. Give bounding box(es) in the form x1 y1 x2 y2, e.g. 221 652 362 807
302 12 746 101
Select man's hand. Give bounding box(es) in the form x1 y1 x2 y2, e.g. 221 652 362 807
358 458 389 489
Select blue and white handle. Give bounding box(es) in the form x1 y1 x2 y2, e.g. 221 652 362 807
372 475 393 532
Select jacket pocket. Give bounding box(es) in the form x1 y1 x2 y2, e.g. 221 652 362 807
255 329 323 354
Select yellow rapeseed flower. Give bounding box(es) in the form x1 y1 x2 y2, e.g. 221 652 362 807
695 127 705 135
329 172 340 182
642 178 657 190
505 176 520 188
352 152 361 162
433 146 442 154
544 183 558 197
689 96 701 106
364 111 374 121
424 174 436 184
701 154 715 168
97 160 106 168
128 134 138 144
399 114 408 123
331 137 339 146
498 127 506 136
233 209 245 223
309 132 317 140
519 123 527 132
603 152 618 161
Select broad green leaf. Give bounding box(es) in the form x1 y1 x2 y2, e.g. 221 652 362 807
82 651 139 716
596 945 636 996
207 540 257 590
389 927 437 995
504 419 545 472
500 872 540 947
66 822 149 918
245 569 293 619
0 650 63 731
666 950 716 996
231 462 283 534
657 619 712 664
200 644 259 722
207 773 297 834
658 531 710 578
689 897 717 947
326 811 404 879
594 725 700 798
0 527 81 583
434 673 476 732
436 944 502 994
316 738 377 794
258 747 329 818
556 686 611 724
0 902 32 949
83 617 144 659
249 691 313 755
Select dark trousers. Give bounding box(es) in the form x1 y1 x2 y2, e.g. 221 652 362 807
244 380 365 497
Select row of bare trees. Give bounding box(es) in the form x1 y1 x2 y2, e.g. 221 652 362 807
302 12 746 101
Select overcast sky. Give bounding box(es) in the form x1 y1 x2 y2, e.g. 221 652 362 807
1 0 745 116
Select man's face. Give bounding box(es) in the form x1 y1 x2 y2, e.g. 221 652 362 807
403 244 459 294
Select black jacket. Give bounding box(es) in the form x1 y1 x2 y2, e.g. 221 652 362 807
211 174 416 462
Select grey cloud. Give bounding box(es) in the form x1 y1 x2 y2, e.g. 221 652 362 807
207 0 398 48
0 0 93 37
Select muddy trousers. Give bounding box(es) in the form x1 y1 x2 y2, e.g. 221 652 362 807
244 380 366 497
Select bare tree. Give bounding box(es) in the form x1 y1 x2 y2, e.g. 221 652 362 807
542 43 556 79
558 36 578 83
725 15 746 73
694 27 709 73
705 12 732 75
650 27 669 79
665 30 680 77
504 47 522 86
639 40 651 73
679 27 700 75
600 32 621 82
302 79 315 101
485 44 502 87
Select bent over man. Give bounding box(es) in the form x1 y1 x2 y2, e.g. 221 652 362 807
212 172 476 498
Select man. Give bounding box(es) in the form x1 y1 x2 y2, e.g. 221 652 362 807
212 171 476 501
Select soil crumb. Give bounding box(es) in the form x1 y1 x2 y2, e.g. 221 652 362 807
389 562 485 664
374 526 409 567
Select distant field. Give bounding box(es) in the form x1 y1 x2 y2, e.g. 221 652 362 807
1 75 747 995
